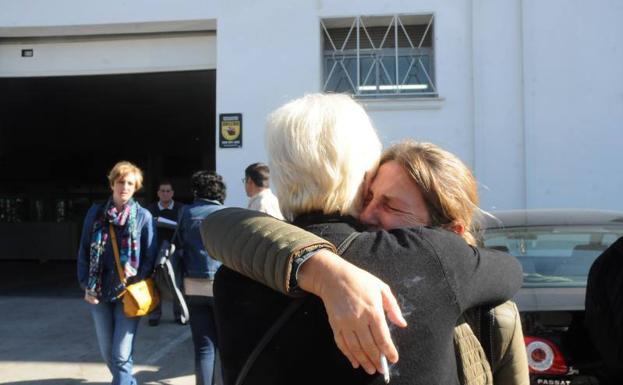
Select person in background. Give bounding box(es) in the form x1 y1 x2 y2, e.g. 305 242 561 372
77 161 157 385
585 236 623 385
147 180 185 326
177 170 227 385
243 162 284 219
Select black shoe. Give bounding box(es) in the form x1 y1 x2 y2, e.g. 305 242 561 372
148 318 160 327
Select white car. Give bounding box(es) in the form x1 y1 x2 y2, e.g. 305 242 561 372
483 209 623 385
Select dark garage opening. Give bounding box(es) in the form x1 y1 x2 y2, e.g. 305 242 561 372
0 70 216 261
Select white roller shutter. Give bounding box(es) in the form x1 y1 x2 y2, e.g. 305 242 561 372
0 32 216 77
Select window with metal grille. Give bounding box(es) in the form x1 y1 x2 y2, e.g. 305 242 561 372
321 15 436 98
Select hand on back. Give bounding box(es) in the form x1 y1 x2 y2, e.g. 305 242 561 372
298 249 407 375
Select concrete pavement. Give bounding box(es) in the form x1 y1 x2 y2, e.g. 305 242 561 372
0 261 201 385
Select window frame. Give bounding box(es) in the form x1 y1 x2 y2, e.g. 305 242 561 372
321 14 437 99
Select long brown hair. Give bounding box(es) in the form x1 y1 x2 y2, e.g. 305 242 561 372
379 141 481 245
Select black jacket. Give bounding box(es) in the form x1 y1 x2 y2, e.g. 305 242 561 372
585 236 623 384
147 201 183 245
213 214 522 385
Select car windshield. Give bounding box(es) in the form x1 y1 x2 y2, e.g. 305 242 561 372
483 225 623 288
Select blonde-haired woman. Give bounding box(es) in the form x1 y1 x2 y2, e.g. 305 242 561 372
77 161 157 385
266 93 381 219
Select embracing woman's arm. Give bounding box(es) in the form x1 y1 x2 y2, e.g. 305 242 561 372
200 207 335 294
200 207 406 375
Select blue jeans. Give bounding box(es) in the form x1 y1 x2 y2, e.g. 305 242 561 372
90 300 140 385
187 295 218 385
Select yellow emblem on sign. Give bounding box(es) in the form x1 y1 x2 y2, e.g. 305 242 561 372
221 121 241 141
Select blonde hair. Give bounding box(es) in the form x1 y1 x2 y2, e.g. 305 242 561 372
107 161 144 191
266 93 382 221
380 141 481 245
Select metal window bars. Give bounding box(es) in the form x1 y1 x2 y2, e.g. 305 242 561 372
321 15 437 98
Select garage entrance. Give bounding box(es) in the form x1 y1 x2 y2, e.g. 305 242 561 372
0 70 216 260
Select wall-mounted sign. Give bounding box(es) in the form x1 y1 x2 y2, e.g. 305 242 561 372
219 113 242 148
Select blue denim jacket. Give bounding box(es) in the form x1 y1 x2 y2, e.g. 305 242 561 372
177 199 225 279
77 203 157 301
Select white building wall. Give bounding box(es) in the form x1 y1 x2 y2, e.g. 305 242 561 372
363 1 475 163
216 0 479 208
472 0 526 210
0 0 621 211
216 0 324 207
522 0 623 211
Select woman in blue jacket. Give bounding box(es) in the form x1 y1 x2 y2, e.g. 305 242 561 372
77 161 157 385
176 170 226 385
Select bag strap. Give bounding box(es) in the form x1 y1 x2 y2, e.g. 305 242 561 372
337 231 361 255
169 205 185 245
109 223 127 285
235 231 361 385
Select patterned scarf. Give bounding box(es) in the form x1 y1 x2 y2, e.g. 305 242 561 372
86 198 140 297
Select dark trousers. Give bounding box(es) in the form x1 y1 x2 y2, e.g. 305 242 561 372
187 295 218 385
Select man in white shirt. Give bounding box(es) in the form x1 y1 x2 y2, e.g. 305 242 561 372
244 163 284 220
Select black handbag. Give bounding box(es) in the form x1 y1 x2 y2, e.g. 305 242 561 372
153 240 189 322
